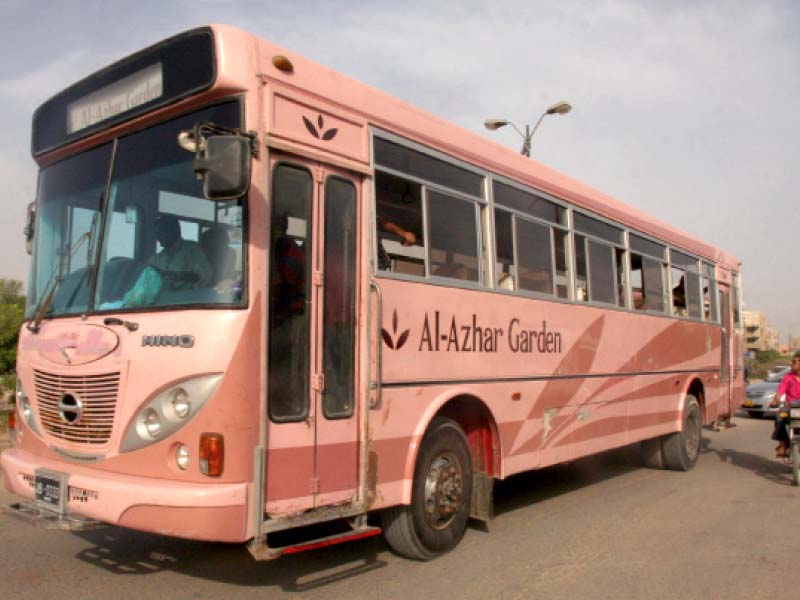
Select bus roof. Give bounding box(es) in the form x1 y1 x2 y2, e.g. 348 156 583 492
219 24 738 271
32 23 740 272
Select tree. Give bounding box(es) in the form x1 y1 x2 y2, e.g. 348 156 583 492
0 279 25 393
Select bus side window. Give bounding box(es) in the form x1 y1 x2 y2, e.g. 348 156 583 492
630 253 646 310
375 171 424 276
574 234 589 302
494 208 515 290
671 267 687 317
587 239 616 305
428 190 479 282
516 217 554 295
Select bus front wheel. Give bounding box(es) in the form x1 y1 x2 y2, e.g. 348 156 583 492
381 417 473 560
662 394 702 471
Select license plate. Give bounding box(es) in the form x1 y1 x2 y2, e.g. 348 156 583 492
742 400 754 407
34 469 68 514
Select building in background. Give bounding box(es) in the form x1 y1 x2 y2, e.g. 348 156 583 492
790 335 800 354
766 326 780 351
743 309 768 352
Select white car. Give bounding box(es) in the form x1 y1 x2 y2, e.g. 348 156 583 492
742 367 790 418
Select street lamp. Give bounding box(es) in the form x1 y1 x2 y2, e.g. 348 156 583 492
484 100 572 157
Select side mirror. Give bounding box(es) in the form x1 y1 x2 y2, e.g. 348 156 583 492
194 135 251 200
24 202 36 255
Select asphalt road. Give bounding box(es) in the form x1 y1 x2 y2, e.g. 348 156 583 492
1 414 796 600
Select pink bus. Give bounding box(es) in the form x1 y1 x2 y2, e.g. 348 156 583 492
2 25 744 560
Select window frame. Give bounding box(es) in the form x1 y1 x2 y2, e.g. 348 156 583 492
372 129 486 289
369 129 726 326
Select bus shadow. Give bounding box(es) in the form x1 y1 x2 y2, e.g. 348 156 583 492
709 446 794 487
72 526 389 591
492 444 645 517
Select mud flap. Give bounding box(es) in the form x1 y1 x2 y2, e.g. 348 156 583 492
470 471 494 523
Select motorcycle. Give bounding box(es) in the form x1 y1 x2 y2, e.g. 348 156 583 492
777 394 800 486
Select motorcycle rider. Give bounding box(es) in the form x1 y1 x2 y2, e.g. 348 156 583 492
769 351 800 457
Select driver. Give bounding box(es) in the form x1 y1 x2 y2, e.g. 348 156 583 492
769 351 800 457
123 214 211 307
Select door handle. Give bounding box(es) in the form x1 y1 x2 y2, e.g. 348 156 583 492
369 280 383 409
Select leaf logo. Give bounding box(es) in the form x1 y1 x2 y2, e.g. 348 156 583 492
381 309 410 350
302 114 338 141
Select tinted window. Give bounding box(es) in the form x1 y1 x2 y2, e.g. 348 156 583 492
428 190 479 282
574 213 623 244
27 144 112 318
322 177 356 419
588 240 616 304
375 171 424 275
631 254 665 312
517 218 553 295
493 181 565 224
268 164 312 422
374 137 483 197
671 249 698 271
686 272 703 319
495 209 515 290
575 235 589 302
630 233 666 258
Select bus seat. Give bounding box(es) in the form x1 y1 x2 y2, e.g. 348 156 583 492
200 226 235 285
498 273 515 290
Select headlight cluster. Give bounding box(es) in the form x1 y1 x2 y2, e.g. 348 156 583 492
16 377 41 436
120 374 222 453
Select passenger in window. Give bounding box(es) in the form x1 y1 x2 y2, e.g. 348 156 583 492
376 216 416 271
672 276 687 316
123 215 211 307
632 289 645 309
271 213 305 324
269 213 307 418
498 270 515 290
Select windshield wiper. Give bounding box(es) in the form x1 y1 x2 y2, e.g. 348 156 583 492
27 210 101 334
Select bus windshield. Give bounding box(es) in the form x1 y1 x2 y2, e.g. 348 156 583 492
26 100 245 319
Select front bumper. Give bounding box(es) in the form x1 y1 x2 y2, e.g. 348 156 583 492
742 399 776 416
1 447 249 542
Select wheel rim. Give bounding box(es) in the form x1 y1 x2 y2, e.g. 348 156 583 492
423 451 464 530
685 406 700 460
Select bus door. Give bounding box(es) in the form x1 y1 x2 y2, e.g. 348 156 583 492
718 286 732 417
265 156 361 513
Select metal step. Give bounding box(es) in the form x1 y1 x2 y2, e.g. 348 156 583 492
259 503 368 535
249 525 381 561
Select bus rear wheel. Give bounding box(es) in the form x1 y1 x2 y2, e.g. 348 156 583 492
381 417 473 560
662 394 702 471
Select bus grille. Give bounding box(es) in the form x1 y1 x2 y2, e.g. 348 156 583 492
33 370 120 445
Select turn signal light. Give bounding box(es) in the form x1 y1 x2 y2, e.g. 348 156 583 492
199 433 224 477
7 410 17 446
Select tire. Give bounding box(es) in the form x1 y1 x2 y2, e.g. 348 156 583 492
662 394 702 471
792 443 799 487
747 411 761 419
381 417 473 560
640 437 665 469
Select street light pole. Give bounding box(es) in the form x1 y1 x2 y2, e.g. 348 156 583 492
484 101 572 157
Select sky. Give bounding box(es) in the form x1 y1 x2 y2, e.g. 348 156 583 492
1 0 798 340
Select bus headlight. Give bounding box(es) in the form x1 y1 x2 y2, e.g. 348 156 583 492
143 408 162 438
121 374 222 453
16 377 41 436
175 444 190 470
171 388 191 418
